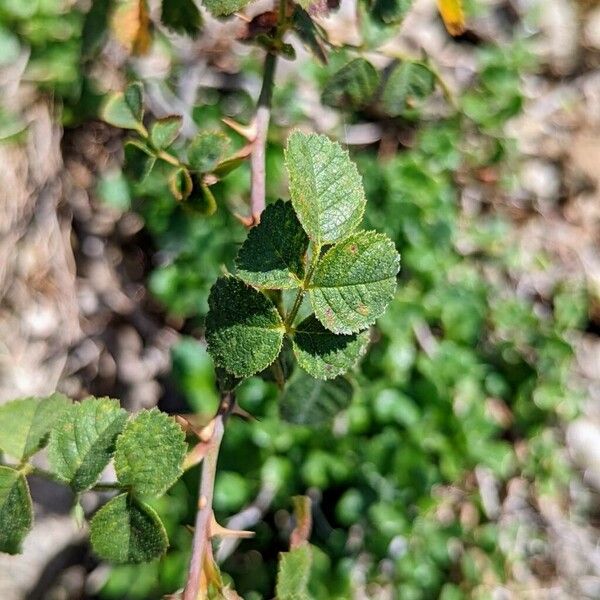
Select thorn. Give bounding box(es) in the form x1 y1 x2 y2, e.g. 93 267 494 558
210 514 255 539
231 405 257 421
222 117 256 141
234 12 252 22
185 524 195 534
234 212 255 228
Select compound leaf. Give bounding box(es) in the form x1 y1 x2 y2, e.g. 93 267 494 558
114 408 186 497
90 493 167 563
280 371 353 426
47 397 128 492
150 115 182 149
236 200 309 289
293 314 370 379
161 0 203 37
276 544 312 599
0 466 33 555
285 132 366 246
206 277 285 377
188 131 230 173
321 58 380 110
0 393 71 461
381 62 435 117
203 0 252 17
309 231 400 334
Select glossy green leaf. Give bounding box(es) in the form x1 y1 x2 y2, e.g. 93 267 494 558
280 371 353 426
160 0 203 37
101 91 143 131
90 493 167 563
309 231 400 334
276 544 312 599
188 131 230 173
114 408 186 497
202 0 252 17
150 115 182 149
236 200 309 289
285 131 366 246
322 58 380 110
0 466 33 555
381 62 435 117
0 393 71 461
206 277 285 377
47 397 128 492
292 314 370 379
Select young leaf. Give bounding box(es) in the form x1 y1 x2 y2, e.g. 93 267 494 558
0 393 71 461
236 200 309 289
0 466 33 555
90 493 167 563
150 115 182 149
188 131 230 174
279 371 353 426
169 166 193 201
203 0 252 17
114 408 186 497
206 277 285 377
125 82 144 122
285 132 366 246
161 0 203 37
275 544 312 600
321 58 380 110
309 231 400 334
101 92 144 131
47 397 128 492
292 314 370 379
381 62 435 117
437 0 465 36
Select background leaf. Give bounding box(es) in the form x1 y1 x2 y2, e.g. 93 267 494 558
101 92 144 131
236 200 309 289
292 314 370 379
114 408 186 497
0 466 33 555
202 0 252 17
275 544 312 600
111 0 151 55
160 0 203 37
188 131 230 174
150 115 182 150
0 393 70 461
206 277 285 377
47 397 128 492
90 493 167 563
285 131 366 246
437 0 465 36
280 371 353 426
309 230 400 333
381 62 435 117
321 58 380 110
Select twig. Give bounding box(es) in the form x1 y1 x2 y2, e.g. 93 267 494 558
183 392 234 600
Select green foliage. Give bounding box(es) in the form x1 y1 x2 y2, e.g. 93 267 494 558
0 393 70 461
90 493 168 563
285 131 366 246
203 0 252 17
206 276 285 377
0 466 33 555
150 116 183 150
48 397 128 492
236 200 308 289
369 0 414 24
279 371 354 426
321 58 380 110
187 131 231 174
114 408 187 497
160 0 203 37
276 544 312 600
102 86 145 132
381 61 435 117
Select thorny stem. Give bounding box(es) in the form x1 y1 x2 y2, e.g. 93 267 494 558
183 392 234 600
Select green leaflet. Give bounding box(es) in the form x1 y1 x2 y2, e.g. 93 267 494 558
0 466 33 555
279 371 353 426
150 115 182 149
124 82 144 122
114 408 186 497
202 0 252 16
293 314 370 379
236 200 309 289
188 131 230 173
381 62 435 117
90 493 167 563
0 393 71 461
101 91 143 132
275 544 312 600
309 230 400 334
321 58 380 110
205 277 285 377
160 0 203 37
47 397 128 492
285 131 366 246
